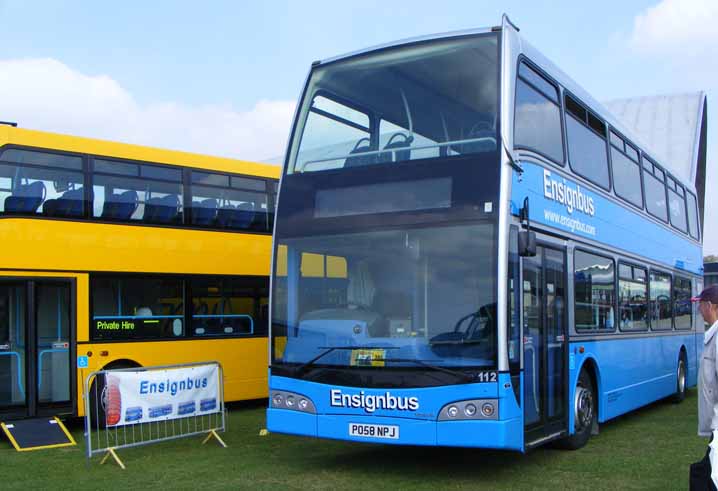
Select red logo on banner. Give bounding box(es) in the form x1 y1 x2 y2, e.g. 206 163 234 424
104 375 122 426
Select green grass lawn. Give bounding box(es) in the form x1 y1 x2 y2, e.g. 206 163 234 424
1 389 706 490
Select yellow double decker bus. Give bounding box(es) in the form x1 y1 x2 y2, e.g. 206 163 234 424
0 124 279 420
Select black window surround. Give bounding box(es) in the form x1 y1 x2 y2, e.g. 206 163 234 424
89 273 269 342
608 128 644 211
573 248 617 333
648 269 673 331
617 261 649 332
514 58 566 166
0 144 277 234
564 93 611 191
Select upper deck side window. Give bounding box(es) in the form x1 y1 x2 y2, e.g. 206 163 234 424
667 179 688 233
642 156 668 223
92 158 184 225
608 130 643 209
190 170 272 232
0 147 85 218
686 191 700 240
514 61 564 164
564 94 610 190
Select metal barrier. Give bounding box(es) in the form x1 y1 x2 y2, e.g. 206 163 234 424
84 361 226 469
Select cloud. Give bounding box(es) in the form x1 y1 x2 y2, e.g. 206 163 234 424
629 0 718 55
0 58 295 162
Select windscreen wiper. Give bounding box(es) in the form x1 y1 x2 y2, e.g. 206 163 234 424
377 357 474 382
292 346 398 376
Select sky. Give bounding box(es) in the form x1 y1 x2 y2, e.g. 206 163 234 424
0 0 715 254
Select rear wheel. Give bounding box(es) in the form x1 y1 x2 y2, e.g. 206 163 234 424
671 355 687 403
559 369 596 450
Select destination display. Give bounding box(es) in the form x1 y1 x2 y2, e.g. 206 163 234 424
92 317 184 340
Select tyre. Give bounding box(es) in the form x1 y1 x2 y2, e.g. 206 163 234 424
671 354 687 404
559 369 596 450
88 372 108 429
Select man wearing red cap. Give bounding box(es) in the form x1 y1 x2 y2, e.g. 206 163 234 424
691 285 718 490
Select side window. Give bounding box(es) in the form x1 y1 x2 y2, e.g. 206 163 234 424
0 148 85 218
514 62 564 164
92 158 183 225
609 132 643 208
674 276 692 330
667 182 688 233
90 276 184 340
574 250 615 332
190 277 268 337
565 95 610 190
294 95 371 172
686 191 700 240
649 271 672 330
643 157 668 222
189 171 270 232
618 263 648 331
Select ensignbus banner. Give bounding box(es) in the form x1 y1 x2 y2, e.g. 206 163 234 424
104 364 220 427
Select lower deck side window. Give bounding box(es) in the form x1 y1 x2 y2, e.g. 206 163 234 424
649 271 672 330
574 250 615 331
90 274 268 341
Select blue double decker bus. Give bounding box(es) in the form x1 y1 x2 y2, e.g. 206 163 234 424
266 17 707 451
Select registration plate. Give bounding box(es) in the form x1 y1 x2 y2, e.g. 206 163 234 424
348 423 399 440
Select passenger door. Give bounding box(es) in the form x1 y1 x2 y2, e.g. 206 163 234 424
522 245 568 446
0 278 75 419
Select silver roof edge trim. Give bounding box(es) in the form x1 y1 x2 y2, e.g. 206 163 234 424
318 26 495 66
690 91 707 185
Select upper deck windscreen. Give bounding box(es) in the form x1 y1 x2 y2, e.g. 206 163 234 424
288 34 499 174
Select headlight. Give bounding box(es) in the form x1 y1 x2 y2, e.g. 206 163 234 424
481 402 495 417
438 399 498 421
270 390 316 413
272 393 283 406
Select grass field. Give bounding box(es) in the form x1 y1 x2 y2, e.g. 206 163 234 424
1 389 706 490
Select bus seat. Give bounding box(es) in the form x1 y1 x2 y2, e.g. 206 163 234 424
234 202 255 228
135 307 153 317
144 194 180 223
4 181 46 214
250 211 268 231
377 133 412 163
44 188 85 217
216 204 236 228
217 202 254 229
461 121 496 154
101 190 138 220
344 138 375 168
192 198 217 225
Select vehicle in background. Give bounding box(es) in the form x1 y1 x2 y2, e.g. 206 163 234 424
0 124 279 420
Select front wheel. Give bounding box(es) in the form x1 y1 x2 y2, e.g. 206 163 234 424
558 369 596 450
671 355 687 403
